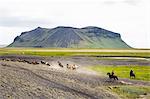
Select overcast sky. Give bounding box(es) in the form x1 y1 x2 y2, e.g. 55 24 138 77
0 0 150 48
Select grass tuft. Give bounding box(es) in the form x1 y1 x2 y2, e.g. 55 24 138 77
107 85 150 99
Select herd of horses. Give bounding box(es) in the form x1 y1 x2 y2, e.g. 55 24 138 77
1 58 51 66
58 61 78 70
1 58 78 70
1 58 136 80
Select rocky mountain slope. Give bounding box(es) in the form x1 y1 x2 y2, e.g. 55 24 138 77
8 26 131 48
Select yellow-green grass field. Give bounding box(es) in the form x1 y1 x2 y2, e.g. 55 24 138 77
0 48 150 57
89 65 150 81
89 65 150 98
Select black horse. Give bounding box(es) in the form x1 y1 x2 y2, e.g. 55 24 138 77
130 70 135 78
107 72 118 80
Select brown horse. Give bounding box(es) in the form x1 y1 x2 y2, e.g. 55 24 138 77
58 61 63 67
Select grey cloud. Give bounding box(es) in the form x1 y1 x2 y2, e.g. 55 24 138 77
0 16 51 27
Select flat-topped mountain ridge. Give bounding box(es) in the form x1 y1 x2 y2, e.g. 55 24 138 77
8 26 131 48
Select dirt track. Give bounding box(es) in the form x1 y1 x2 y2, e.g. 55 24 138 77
0 61 121 99
0 55 150 66
0 55 150 99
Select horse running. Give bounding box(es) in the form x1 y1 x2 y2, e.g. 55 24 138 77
58 61 63 67
107 72 118 80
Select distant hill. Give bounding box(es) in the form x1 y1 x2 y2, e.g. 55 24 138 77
8 26 131 48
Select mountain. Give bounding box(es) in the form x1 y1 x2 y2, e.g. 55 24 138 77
8 26 131 48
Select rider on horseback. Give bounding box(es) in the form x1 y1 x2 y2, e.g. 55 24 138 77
111 70 114 76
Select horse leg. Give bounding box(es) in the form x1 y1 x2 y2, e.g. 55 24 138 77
113 77 116 80
116 76 118 80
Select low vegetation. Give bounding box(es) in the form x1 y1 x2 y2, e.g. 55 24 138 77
89 64 150 98
0 48 150 57
106 85 150 99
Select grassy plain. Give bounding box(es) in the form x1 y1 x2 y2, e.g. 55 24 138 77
0 48 150 57
89 65 150 81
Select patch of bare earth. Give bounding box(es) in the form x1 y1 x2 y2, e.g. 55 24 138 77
0 60 120 99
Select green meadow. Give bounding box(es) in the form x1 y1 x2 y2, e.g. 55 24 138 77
89 65 150 81
89 65 150 98
0 48 150 57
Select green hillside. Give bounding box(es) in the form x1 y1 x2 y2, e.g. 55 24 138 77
8 26 131 48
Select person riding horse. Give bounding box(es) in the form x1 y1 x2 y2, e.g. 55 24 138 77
107 70 118 80
112 70 114 76
130 70 135 78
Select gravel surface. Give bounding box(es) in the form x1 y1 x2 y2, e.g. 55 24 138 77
0 55 150 66
0 55 149 99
